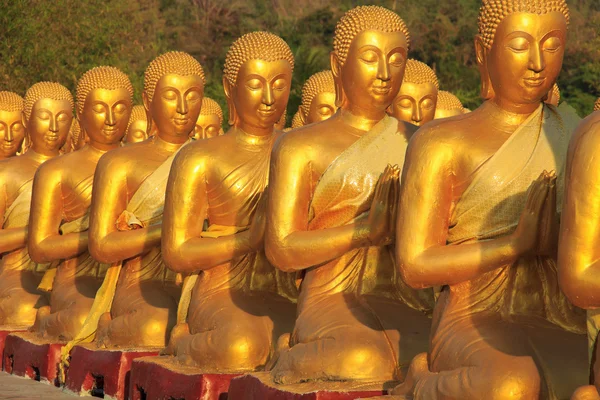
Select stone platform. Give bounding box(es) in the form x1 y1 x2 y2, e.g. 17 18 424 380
64 344 159 400
227 372 393 400
129 356 239 400
3 332 64 386
0 329 26 369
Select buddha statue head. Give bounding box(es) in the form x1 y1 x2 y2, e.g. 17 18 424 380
76 66 134 149
299 70 337 126
24 82 74 156
545 83 560 106
434 90 466 119
192 97 224 140
388 59 439 126
124 105 149 144
0 91 26 159
223 31 294 134
291 110 303 129
331 5 410 119
143 51 205 143
476 0 569 110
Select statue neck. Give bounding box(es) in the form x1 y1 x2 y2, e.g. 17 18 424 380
24 148 55 164
233 126 274 147
481 100 542 129
152 133 186 152
339 107 385 133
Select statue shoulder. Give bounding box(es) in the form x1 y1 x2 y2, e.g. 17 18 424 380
568 111 600 163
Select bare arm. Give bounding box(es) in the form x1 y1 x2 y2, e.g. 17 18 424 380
88 154 161 264
28 163 88 263
396 131 540 289
558 118 600 308
265 135 376 272
161 145 254 273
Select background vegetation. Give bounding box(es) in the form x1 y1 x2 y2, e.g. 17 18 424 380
1 0 599 124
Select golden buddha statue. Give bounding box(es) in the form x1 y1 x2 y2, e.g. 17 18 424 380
265 5 433 385
290 111 302 129
28 66 133 343
546 83 561 106
387 59 438 127
275 108 287 130
433 90 465 119
123 105 149 145
0 83 72 329
594 98 600 112
392 1 588 398
0 91 27 160
294 70 338 128
161 31 298 373
191 97 224 140
53 51 207 359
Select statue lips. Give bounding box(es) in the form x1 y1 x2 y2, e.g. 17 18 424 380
523 76 546 88
173 117 189 126
372 85 391 95
258 108 276 119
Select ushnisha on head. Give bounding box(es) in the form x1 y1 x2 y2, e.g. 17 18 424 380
124 105 149 145
223 31 294 132
298 70 337 126
76 66 134 147
476 0 570 106
143 51 206 140
434 90 466 119
24 82 74 156
389 59 439 126
0 91 26 158
192 97 225 140
331 5 411 116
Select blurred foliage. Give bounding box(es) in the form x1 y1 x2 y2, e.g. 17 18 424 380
1 0 599 125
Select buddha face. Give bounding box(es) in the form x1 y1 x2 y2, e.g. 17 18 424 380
389 82 438 126
80 88 131 146
336 30 408 114
148 74 204 140
125 119 148 144
0 109 25 158
228 59 292 132
306 91 337 124
27 98 72 156
480 11 567 108
192 114 222 140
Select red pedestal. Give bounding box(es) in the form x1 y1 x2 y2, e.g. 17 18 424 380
2 332 64 386
129 356 239 400
64 345 159 400
227 373 389 400
0 329 26 369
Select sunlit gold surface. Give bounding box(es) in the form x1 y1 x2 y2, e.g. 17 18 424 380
433 90 465 120
0 83 72 329
123 105 149 145
388 59 438 126
28 67 133 342
192 97 224 140
594 98 600 112
392 3 587 399
265 6 433 385
161 31 297 373
81 52 206 351
0 92 26 160
294 70 337 128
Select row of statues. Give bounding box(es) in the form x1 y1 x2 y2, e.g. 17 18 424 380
0 1 599 399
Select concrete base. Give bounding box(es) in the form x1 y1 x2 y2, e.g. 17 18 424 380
129 356 239 400
64 344 159 400
2 332 64 387
227 372 392 400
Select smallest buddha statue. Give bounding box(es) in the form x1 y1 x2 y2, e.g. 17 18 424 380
123 105 149 145
0 92 27 160
192 97 224 140
388 59 439 126
293 70 338 129
546 83 561 106
434 90 465 119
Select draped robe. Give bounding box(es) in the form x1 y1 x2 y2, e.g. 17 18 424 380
272 116 434 384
